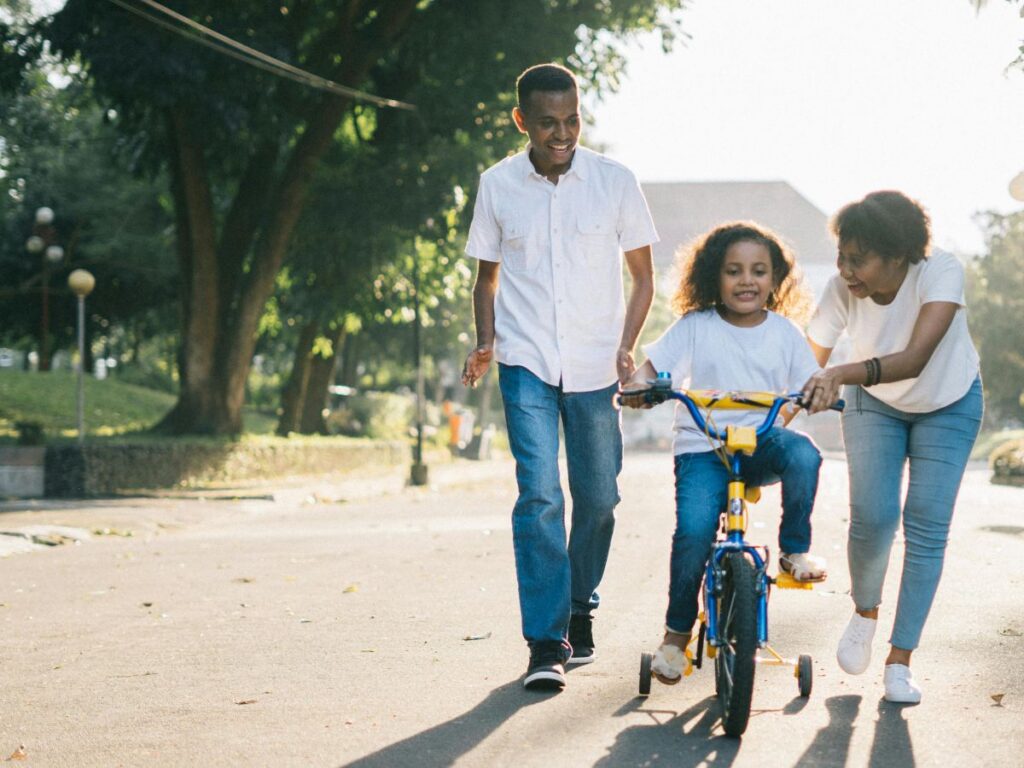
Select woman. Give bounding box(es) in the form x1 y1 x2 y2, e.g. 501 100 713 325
802 190 982 704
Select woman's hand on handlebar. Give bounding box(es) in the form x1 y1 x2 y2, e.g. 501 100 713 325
801 367 844 414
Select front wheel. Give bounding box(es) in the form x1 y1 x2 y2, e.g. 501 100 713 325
714 552 757 737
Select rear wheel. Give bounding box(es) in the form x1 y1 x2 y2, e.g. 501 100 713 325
714 552 757 737
639 652 653 696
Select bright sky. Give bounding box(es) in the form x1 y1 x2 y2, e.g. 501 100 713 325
585 0 1024 255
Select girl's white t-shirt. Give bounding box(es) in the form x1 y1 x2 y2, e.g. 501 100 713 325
643 309 821 455
806 250 979 413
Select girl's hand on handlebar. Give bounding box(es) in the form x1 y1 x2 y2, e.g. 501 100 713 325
618 388 655 409
801 368 843 414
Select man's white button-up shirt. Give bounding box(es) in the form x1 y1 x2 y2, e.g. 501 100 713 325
465 146 659 392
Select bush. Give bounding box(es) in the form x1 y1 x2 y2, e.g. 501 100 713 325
326 391 416 440
990 438 1024 487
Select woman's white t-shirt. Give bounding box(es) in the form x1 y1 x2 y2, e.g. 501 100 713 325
806 250 979 413
643 309 821 455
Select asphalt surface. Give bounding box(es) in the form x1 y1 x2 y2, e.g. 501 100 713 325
1 452 1022 767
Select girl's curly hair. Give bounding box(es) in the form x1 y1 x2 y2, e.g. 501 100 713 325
672 221 813 324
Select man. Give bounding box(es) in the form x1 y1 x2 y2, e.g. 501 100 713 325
462 63 658 691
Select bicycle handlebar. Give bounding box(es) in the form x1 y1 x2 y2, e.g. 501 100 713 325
617 383 844 442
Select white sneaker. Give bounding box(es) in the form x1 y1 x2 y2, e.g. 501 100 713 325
836 613 876 675
884 664 922 704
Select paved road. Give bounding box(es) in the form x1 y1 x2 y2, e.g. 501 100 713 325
1 454 1022 767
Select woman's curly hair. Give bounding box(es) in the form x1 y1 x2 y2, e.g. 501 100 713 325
672 221 813 323
830 190 931 264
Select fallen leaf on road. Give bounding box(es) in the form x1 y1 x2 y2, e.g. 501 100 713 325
235 699 257 705
6 744 27 760
462 632 493 641
998 628 1022 637
233 577 254 584
343 584 359 594
991 693 1005 706
92 527 133 537
141 602 153 608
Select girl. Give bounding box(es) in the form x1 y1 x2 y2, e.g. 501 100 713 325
623 222 826 684
802 190 982 704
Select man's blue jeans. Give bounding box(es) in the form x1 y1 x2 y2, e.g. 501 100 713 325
498 364 622 650
665 428 822 633
841 377 983 650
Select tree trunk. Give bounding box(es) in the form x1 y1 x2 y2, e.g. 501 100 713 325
300 326 344 435
276 320 318 436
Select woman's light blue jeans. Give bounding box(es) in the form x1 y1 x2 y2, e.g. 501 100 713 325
841 377 983 650
498 364 622 650
666 428 822 633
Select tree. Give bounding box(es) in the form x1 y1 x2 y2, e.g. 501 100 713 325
10 0 683 434
0 68 176 365
966 211 1024 423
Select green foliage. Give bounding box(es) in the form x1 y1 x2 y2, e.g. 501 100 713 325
0 70 178 355
326 391 415 440
966 211 1024 423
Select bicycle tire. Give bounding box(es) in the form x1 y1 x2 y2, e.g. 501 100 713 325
639 652 653 696
714 551 757 737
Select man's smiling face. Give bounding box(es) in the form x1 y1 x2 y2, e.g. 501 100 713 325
513 89 581 177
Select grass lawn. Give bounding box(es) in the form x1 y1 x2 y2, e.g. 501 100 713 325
0 369 277 441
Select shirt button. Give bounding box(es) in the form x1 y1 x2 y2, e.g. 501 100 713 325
553 227 558 233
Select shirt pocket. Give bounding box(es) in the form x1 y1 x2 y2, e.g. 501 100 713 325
500 218 536 273
575 212 618 257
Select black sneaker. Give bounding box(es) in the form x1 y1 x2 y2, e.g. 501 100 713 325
523 643 567 691
567 614 595 665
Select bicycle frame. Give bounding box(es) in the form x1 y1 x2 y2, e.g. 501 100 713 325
662 388 791 650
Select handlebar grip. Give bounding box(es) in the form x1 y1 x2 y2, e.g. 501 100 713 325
831 398 845 412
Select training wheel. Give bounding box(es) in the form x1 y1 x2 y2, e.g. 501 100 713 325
639 652 653 696
797 654 813 698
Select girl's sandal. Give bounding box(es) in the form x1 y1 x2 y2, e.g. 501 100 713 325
651 636 694 685
779 552 828 583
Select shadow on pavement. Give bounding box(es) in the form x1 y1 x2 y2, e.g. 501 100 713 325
792 694 861 767
338 679 553 768
592 695 740 767
868 699 916 768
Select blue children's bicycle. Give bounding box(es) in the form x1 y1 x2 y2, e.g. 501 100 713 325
620 375 843 737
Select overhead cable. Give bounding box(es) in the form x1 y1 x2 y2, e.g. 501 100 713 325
105 0 415 111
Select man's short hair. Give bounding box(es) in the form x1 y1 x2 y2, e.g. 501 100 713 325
516 63 578 111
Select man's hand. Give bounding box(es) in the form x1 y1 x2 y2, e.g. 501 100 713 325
462 345 494 388
616 347 637 385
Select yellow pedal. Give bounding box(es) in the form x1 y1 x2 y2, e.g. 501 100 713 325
775 572 814 590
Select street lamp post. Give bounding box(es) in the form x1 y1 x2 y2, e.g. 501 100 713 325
410 241 429 487
68 269 95 445
25 207 64 371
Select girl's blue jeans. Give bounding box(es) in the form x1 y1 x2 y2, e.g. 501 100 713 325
498 364 622 649
665 428 822 633
841 377 983 650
